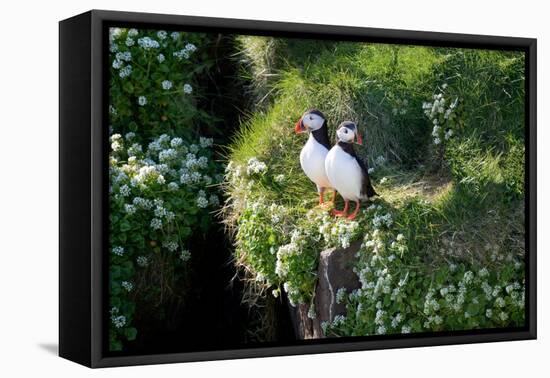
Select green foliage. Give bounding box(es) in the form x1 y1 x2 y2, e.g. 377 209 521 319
225 37 526 338
109 28 218 141
323 203 524 337
108 27 222 351
108 133 220 350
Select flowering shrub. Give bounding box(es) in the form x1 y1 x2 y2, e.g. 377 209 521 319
108 27 223 351
322 203 525 336
422 85 463 167
228 156 525 336
109 133 220 350
234 195 369 308
109 27 216 141
228 159 354 307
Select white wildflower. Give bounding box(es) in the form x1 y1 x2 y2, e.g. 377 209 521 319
116 51 132 62
170 137 183 148
121 281 133 292
124 204 136 215
163 240 178 252
136 256 148 267
157 30 167 40
138 96 147 106
209 194 220 206
391 313 403 328
137 36 160 49
332 315 346 326
150 218 162 230
159 148 177 162
112 59 123 69
246 157 267 175
376 326 387 335
199 137 213 148
161 80 173 90
179 249 191 262
197 196 208 208
463 271 474 285
119 184 131 197
111 315 126 328
336 288 347 304
112 246 124 256
119 65 132 78
173 49 190 60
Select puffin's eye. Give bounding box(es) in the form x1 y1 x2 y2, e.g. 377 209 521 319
344 129 348 133
309 116 313 120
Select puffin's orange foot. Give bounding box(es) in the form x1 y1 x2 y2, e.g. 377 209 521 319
318 191 325 205
346 201 361 220
331 200 349 217
332 209 347 217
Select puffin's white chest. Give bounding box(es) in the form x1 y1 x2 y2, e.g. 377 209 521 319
325 145 364 201
299 135 332 190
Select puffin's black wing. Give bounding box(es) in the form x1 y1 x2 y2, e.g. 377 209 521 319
337 142 378 198
355 157 377 198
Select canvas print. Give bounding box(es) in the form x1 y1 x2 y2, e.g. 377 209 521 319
107 26 526 354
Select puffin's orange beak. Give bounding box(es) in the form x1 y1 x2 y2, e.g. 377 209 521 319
295 118 305 133
356 132 363 145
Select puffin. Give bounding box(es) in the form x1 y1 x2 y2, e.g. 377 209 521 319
324 121 377 219
294 109 336 205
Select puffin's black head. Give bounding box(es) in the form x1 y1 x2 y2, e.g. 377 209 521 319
295 109 327 134
336 121 363 145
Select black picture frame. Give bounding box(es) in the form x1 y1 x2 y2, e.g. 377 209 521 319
59 9 537 368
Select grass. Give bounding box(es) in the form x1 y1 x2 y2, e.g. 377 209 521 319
223 36 526 339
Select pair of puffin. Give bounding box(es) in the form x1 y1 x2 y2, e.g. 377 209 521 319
295 109 377 220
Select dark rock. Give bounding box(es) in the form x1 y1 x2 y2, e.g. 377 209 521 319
287 302 322 339
314 240 362 334
286 240 362 339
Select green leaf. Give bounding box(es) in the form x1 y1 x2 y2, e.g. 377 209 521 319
123 81 134 94
129 121 138 132
125 327 138 341
110 339 123 351
120 220 131 232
